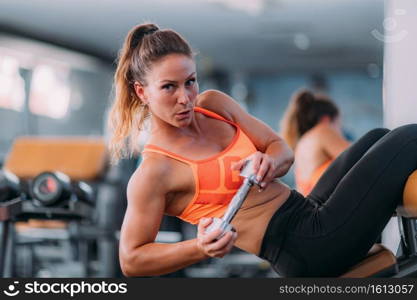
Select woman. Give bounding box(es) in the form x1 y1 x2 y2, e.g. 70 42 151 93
280 90 351 196
109 23 417 277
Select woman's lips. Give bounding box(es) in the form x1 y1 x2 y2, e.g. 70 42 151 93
176 110 191 120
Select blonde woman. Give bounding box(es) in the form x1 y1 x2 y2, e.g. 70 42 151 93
109 23 417 277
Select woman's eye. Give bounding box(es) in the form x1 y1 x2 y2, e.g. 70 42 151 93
162 84 174 90
186 79 196 86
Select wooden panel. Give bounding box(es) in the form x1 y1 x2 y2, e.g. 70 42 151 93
340 244 396 278
4 136 108 181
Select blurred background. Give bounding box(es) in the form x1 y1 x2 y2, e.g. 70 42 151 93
0 0 411 278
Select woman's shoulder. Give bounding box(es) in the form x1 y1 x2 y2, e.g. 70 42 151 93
305 122 337 139
298 122 349 159
196 89 234 121
297 123 333 148
130 153 173 187
197 89 225 103
314 122 343 139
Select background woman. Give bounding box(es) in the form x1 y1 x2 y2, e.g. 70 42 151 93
280 89 350 196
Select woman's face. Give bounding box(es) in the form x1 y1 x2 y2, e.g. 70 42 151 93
135 53 198 128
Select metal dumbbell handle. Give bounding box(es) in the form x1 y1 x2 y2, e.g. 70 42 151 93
205 218 234 239
205 173 259 238
223 175 257 224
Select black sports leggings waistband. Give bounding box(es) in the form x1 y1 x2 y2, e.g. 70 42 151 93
259 189 307 263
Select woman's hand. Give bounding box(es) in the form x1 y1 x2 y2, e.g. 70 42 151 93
196 218 238 258
231 151 278 191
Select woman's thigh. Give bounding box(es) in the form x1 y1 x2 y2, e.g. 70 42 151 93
320 124 417 231
283 124 417 276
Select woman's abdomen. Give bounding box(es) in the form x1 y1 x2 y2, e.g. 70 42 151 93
231 181 291 255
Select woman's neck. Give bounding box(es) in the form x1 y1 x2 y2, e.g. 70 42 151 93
149 112 203 144
317 119 342 134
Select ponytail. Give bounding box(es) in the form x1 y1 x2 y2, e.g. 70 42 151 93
108 23 193 163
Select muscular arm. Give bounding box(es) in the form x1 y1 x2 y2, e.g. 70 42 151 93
197 90 294 178
119 157 208 277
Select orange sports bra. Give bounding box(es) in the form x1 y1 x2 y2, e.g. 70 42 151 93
295 160 332 196
142 107 258 224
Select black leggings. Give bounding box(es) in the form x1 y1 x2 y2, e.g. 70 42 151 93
259 124 417 277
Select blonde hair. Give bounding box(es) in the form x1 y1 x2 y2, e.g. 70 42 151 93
108 23 193 163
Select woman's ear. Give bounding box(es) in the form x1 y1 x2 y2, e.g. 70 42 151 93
134 82 148 105
319 115 331 124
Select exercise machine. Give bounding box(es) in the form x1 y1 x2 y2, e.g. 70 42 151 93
341 170 417 277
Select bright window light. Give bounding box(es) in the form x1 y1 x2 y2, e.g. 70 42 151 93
0 55 25 112
29 64 71 119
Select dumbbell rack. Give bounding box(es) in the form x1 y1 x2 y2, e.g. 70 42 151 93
16 198 93 221
0 197 93 277
0 197 22 277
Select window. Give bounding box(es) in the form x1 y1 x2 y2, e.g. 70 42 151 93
29 64 71 119
0 55 25 112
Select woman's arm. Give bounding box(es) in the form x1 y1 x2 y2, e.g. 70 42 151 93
197 90 294 189
119 156 236 276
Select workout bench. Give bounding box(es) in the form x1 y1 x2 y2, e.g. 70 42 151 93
341 170 417 277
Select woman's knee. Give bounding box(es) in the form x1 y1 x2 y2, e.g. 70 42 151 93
391 124 417 140
363 128 390 141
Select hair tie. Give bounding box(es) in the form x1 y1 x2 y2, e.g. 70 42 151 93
131 27 158 49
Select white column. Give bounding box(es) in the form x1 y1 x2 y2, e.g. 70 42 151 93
383 0 417 128
381 0 417 255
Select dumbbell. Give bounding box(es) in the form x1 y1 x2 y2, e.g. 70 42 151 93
0 170 21 203
31 171 94 207
205 160 260 239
